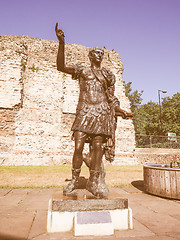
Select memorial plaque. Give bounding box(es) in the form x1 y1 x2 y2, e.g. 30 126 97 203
77 211 111 224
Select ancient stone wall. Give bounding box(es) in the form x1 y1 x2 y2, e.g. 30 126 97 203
135 148 180 165
0 35 136 165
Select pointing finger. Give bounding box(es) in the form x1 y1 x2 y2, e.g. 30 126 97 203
55 22 58 32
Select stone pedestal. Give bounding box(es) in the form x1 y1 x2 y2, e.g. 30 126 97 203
47 189 133 236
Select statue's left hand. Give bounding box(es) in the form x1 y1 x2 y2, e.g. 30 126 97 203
124 111 133 119
115 106 133 119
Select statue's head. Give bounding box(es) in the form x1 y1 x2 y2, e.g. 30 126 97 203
88 47 104 64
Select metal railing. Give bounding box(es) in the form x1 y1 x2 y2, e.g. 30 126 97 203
135 134 180 149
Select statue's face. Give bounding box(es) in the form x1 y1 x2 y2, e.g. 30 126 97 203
90 50 104 64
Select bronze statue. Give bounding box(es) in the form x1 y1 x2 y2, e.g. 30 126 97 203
55 23 132 198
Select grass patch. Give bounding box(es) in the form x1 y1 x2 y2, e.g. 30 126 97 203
0 164 143 189
0 185 63 189
0 165 72 173
0 164 142 173
105 165 143 172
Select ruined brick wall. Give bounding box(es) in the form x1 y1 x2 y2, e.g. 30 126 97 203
0 35 136 165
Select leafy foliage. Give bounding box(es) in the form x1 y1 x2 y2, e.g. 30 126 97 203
134 101 160 135
124 81 180 137
162 93 180 135
123 81 143 112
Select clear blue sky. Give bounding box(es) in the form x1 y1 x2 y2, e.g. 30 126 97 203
0 0 180 103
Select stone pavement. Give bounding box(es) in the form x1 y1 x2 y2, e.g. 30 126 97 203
0 184 180 240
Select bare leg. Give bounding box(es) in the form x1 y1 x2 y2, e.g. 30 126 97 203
72 131 87 169
90 135 103 171
86 135 109 198
63 131 87 195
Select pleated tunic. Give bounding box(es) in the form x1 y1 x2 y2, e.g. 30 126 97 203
71 65 119 142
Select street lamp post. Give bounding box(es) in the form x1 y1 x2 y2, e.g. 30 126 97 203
158 89 167 133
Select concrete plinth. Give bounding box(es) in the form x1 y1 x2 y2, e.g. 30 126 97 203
47 189 133 236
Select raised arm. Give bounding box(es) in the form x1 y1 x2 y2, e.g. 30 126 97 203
55 22 75 75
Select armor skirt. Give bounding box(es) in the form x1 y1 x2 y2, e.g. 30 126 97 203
71 101 114 139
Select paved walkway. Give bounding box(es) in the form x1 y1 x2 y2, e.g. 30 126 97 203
0 184 180 240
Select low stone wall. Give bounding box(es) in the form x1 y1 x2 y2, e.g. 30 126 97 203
135 148 180 165
0 35 136 166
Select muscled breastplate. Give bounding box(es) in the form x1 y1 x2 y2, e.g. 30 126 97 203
78 68 107 104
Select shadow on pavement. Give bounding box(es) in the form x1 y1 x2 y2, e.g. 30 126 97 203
131 180 144 192
0 233 26 240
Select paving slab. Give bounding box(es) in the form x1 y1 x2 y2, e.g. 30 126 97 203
118 236 177 240
132 204 180 236
111 188 130 195
0 188 12 197
125 191 180 217
114 218 155 238
0 189 30 209
0 187 180 240
139 198 180 216
19 189 53 211
0 211 34 239
0 233 26 240
172 214 180 221
123 186 143 193
28 210 48 239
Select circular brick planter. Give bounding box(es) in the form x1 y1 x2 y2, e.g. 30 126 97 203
143 164 180 200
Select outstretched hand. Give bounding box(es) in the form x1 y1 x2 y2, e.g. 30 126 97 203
115 111 133 119
124 111 133 119
115 106 133 119
55 22 65 43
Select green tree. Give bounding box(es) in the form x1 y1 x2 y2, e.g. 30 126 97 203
123 81 143 112
133 101 160 135
162 93 180 135
143 102 160 135
131 92 180 137
123 81 144 134
124 81 180 137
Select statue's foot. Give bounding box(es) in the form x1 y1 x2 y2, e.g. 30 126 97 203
99 181 109 197
63 168 81 195
86 179 100 198
63 179 78 195
86 170 108 198
86 180 108 198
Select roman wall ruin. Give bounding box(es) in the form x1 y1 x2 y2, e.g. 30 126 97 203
0 35 137 165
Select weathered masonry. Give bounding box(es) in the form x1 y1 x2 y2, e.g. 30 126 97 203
0 35 136 165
